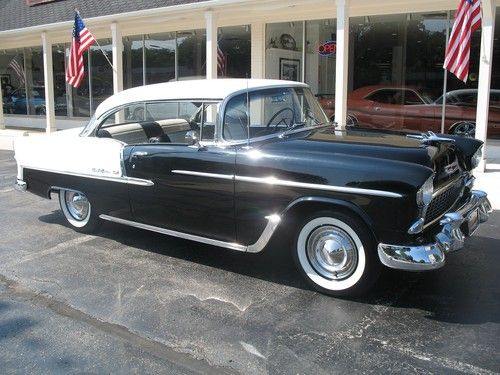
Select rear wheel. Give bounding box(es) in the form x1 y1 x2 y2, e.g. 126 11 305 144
292 211 380 296
346 114 358 127
59 189 99 233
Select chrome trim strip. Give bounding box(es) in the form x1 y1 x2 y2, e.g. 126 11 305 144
22 166 154 187
235 175 403 198
99 213 282 253
171 170 402 198
247 214 282 253
171 170 234 180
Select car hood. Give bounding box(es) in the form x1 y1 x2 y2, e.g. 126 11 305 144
282 126 440 169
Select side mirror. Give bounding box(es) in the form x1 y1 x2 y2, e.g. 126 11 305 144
184 130 200 145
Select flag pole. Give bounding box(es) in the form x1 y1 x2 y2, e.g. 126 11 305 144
75 9 116 73
93 38 116 73
441 10 451 134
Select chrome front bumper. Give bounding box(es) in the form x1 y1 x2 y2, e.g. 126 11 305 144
378 190 492 271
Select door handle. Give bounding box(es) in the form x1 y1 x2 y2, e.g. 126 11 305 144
131 151 148 158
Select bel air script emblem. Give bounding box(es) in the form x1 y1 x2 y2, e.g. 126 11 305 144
444 160 459 175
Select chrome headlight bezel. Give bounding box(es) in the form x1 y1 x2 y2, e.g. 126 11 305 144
471 146 482 169
417 174 434 208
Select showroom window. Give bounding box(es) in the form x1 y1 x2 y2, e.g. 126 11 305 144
145 32 176 84
347 11 498 137
50 39 112 118
124 29 206 88
0 47 45 116
266 22 304 83
217 25 251 78
266 20 337 97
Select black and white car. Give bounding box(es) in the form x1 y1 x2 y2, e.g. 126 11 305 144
14 79 491 296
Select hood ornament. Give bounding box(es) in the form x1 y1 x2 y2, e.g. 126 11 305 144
406 131 455 144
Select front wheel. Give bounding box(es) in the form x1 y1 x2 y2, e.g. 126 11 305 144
59 189 100 233
293 211 380 296
450 121 475 137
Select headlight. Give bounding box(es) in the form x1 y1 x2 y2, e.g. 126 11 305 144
471 147 482 169
417 174 434 207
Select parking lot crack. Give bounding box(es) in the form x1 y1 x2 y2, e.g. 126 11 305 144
0 273 237 375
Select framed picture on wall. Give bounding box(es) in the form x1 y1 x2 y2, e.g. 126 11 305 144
279 58 300 81
1 74 11 87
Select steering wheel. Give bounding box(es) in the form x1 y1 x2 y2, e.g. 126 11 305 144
266 107 294 128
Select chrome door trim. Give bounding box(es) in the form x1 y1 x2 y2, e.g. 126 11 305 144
172 169 403 198
23 166 154 187
171 169 402 198
171 170 235 180
98 213 281 253
234 175 402 198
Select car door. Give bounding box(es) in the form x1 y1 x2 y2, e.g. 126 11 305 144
365 89 404 129
398 89 439 132
124 102 236 243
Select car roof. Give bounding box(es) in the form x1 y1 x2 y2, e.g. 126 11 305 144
95 79 308 119
349 85 422 99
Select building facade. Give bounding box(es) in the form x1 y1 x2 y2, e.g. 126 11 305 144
0 0 498 162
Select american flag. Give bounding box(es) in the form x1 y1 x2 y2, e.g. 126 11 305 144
65 12 96 88
217 44 226 77
8 56 25 85
443 0 482 82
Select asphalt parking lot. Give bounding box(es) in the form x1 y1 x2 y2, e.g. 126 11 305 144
0 149 499 374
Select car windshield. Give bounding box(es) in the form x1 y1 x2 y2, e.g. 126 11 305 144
223 86 328 142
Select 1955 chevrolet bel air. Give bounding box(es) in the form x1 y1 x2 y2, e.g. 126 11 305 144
14 79 492 296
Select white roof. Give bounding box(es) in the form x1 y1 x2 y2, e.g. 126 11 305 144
95 79 308 119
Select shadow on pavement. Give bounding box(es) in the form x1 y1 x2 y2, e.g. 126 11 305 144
37 208 500 325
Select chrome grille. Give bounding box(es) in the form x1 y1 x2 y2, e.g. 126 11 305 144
425 178 464 225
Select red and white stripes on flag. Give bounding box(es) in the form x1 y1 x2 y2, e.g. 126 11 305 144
65 12 96 88
443 0 482 82
217 45 226 77
8 56 25 84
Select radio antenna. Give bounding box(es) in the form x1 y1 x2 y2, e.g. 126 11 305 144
246 76 250 148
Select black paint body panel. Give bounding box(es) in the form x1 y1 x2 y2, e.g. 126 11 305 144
23 168 132 220
20 125 481 249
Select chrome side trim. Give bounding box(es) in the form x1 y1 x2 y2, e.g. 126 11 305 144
171 170 402 198
22 166 154 187
247 214 282 253
171 170 234 180
98 213 282 253
235 175 403 198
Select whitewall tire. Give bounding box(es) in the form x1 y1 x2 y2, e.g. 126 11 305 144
293 211 380 296
59 189 99 233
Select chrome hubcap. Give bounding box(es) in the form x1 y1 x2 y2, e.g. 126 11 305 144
64 191 90 221
306 225 358 280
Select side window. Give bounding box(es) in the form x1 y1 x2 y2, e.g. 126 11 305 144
96 101 216 145
200 103 218 142
366 89 397 104
397 90 424 105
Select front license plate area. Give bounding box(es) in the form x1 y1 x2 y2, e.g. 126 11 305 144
466 208 480 236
